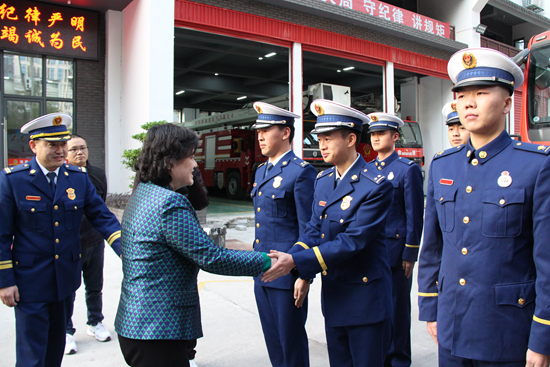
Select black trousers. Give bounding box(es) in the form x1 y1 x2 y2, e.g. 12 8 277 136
118 335 190 367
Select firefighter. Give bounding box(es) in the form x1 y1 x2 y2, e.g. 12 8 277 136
367 112 424 367
442 100 470 147
250 102 317 367
418 47 550 366
262 99 394 367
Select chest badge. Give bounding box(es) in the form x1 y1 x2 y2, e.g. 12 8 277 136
319 201 326 207
498 171 512 188
66 188 76 200
273 176 283 188
440 179 454 186
341 196 353 210
388 172 394 180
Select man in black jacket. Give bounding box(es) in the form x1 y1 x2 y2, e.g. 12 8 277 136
64 134 112 354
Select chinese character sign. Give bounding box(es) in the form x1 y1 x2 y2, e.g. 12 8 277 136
321 0 449 38
0 0 99 59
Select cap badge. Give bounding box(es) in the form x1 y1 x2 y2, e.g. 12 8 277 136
66 188 76 200
341 195 353 210
53 115 63 126
255 105 263 114
462 52 477 69
273 176 283 188
388 172 394 180
497 171 512 188
451 102 457 112
314 103 324 116
371 115 379 122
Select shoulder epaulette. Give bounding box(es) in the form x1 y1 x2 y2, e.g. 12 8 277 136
397 157 414 166
360 167 386 185
3 163 30 175
513 142 550 155
433 145 465 160
317 167 334 180
258 162 266 168
64 164 87 173
291 157 310 168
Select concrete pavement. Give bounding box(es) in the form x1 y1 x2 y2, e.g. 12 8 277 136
0 208 438 366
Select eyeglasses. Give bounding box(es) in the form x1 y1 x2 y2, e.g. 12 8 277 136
68 147 88 153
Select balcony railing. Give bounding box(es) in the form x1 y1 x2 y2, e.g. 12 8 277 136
481 36 520 57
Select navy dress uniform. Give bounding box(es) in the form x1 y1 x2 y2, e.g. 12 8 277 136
367 113 424 367
250 102 317 367
0 113 122 367
418 48 550 364
288 99 394 367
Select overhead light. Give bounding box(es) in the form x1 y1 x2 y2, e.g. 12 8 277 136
475 24 487 35
258 57 264 60
214 73 219 76
343 66 355 71
237 96 247 100
337 70 341 73
175 90 185 95
264 52 276 58
67 75 73 79
3 76 9 79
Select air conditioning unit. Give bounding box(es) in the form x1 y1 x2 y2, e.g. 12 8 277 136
524 0 544 13
309 83 351 107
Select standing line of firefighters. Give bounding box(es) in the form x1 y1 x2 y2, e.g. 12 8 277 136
1 47 549 367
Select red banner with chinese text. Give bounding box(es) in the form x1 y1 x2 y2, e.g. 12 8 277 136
318 0 450 39
0 0 99 59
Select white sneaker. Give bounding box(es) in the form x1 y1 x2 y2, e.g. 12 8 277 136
87 322 112 342
189 360 198 367
64 334 77 355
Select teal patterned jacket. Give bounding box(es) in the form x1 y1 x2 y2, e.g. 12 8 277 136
115 182 266 340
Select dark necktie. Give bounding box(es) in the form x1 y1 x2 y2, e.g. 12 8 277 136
46 172 57 193
264 163 273 178
335 177 341 189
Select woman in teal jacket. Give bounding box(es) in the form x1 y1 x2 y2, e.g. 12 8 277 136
115 124 272 367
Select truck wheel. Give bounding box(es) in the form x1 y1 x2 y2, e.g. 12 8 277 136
226 172 244 200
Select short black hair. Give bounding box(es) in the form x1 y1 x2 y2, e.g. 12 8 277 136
136 124 198 186
70 134 85 140
340 128 360 148
276 125 295 143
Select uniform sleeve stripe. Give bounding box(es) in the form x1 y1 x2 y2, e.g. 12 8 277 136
107 230 121 245
534 315 550 326
0 263 13 270
0 260 12 264
405 244 420 248
418 292 438 297
313 247 328 271
294 242 309 250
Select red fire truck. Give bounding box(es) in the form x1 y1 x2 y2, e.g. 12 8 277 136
187 84 424 199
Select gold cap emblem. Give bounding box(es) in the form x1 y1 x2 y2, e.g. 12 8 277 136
462 52 477 69
451 102 457 112
255 105 263 114
314 104 324 116
370 115 379 122
53 115 62 126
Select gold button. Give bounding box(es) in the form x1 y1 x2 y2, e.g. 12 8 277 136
256 223 260 228
340 219 344 223
463 216 470 224
440 197 443 202
31 208 35 212
271 195 275 199
325 214 327 219
516 142 522 146
79 254 81 258
479 151 487 159
518 298 525 306
15 261 18 265
256 239 259 244
54 205 58 210
322 271 327 276
55 239 59 243
471 159 479 166
396 234 400 238
362 277 368 283
381 162 385 166
467 150 471 157
55 255 59 259
462 248 468 255
319 216 322 219
74 206 77 210
257 208 261 212
499 199 505 205
55 222 59 227
378 167 381 170
459 278 466 286
321 234 325 239
435 281 439 286
466 186 472 193
283 161 287 165
259 191 262 196
375 162 379 166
